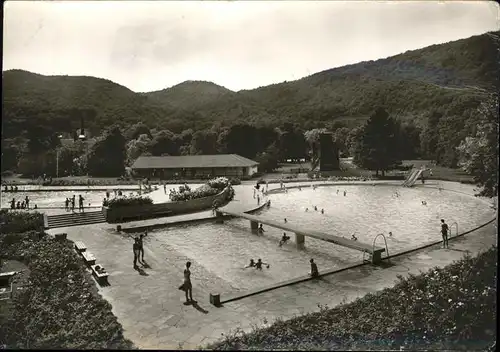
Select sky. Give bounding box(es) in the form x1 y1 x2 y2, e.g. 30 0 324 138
3 1 499 92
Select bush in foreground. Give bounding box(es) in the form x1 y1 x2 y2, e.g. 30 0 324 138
105 196 153 209
207 246 497 350
0 232 134 349
0 209 44 234
169 177 232 202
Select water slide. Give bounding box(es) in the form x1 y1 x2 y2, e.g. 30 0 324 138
402 169 424 187
310 157 320 171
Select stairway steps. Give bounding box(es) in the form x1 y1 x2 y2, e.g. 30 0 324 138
46 211 106 229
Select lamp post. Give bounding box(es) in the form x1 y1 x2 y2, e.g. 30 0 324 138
56 135 63 178
78 133 88 176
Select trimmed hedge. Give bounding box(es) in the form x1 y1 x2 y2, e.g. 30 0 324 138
0 210 44 234
170 177 232 202
0 231 135 349
106 196 153 209
208 246 497 351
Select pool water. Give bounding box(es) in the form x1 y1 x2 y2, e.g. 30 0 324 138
149 185 494 291
0 184 203 209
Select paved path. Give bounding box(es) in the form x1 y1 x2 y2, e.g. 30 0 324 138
46 181 496 349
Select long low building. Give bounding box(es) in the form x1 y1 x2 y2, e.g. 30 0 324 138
131 154 259 179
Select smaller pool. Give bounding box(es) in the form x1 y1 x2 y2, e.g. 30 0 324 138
0 184 204 209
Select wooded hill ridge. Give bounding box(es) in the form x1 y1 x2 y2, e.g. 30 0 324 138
2 31 499 137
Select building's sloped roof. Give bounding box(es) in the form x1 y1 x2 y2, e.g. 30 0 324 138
131 154 259 169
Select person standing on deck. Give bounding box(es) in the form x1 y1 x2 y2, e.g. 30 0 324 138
441 219 449 248
138 231 147 262
310 259 319 278
133 238 141 268
178 261 195 305
78 195 85 212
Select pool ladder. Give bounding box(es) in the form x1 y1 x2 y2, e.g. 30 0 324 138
450 221 458 238
363 233 391 264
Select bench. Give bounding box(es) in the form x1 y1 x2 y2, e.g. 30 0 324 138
90 264 109 285
81 251 96 265
74 241 87 252
54 233 67 241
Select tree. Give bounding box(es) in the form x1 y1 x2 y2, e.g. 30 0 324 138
218 124 259 159
420 111 442 161
304 128 328 158
149 130 180 156
255 144 280 172
332 127 351 157
457 95 498 197
353 108 402 176
278 123 307 161
87 126 127 177
189 130 218 155
124 122 152 141
126 134 152 165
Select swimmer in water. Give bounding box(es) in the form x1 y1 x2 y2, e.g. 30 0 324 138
422 200 427 206
314 206 318 211
258 224 265 234
244 259 256 268
351 234 358 241
389 231 393 236
284 218 288 223
279 233 291 247
305 208 309 212
255 259 270 270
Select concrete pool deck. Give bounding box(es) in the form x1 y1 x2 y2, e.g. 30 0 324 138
45 181 496 349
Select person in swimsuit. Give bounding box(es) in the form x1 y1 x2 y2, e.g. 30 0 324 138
351 234 358 241
321 208 324 214
245 259 256 268
314 206 318 211
284 218 288 223
255 259 269 270
441 219 449 248
258 224 265 234
310 258 319 278
138 231 147 262
179 261 194 304
279 233 290 247
132 238 141 268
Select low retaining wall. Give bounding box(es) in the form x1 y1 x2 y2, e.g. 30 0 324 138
103 186 231 223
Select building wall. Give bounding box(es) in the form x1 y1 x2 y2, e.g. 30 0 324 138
132 167 248 179
247 165 258 176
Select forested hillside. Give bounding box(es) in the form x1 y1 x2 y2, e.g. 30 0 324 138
3 31 498 136
1 31 498 179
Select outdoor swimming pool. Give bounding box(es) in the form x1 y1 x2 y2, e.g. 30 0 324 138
148 184 494 291
0 184 203 210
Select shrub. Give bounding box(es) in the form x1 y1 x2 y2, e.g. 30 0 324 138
0 233 135 349
0 210 44 234
105 196 153 209
207 177 231 190
169 177 232 202
229 178 241 185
